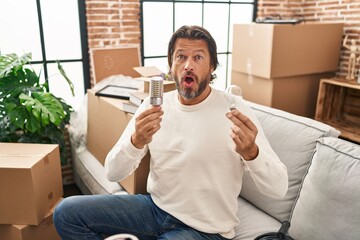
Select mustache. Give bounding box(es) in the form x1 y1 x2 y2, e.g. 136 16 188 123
181 71 196 79
183 71 193 76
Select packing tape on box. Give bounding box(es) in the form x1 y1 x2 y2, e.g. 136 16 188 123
44 155 50 165
246 74 254 85
246 58 253 75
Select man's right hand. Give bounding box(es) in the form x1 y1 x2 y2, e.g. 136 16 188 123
131 106 163 149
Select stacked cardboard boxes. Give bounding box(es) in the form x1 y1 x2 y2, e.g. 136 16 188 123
87 89 151 195
0 143 63 240
231 23 343 118
87 68 176 194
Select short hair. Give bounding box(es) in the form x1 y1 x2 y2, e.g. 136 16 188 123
167 25 219 74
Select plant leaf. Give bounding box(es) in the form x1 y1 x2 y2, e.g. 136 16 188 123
57 61 75 97
19 92 65 128
0 53 32 78
0 52 73 166
7 105 28 130
25 113 42 132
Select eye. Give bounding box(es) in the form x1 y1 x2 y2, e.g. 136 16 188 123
195 55 204 60
177 54 185 59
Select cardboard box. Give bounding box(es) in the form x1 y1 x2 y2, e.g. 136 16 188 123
0 143 63 225
87 89 150 194
90 45 141 83
231 71 334 118
232 23 343 79
119 151 150 195
133 66 163 79
87 89 133 165
133 66 176 93
0 199 62 240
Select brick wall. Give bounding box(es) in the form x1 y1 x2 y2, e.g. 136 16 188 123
84 0 360 83
258 0 360 79
85 0 141 86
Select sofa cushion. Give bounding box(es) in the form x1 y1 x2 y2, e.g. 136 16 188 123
240 101 340 222
289 137 360 239
234 197 281 240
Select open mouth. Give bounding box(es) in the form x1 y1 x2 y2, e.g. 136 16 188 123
183 75 195 88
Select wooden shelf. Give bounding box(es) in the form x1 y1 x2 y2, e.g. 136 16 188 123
315 78 360 144
320 119 360 143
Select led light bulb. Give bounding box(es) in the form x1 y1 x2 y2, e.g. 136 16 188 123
150 76 164 106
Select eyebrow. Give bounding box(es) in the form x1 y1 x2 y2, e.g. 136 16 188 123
175 49 207 54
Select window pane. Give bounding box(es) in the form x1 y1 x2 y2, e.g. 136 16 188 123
227 53 233 87
175 3 202 29
41 0 82 60
229 4 253 51
204 4 229 53
48 62 85 111
144 57 169 75
0 0 43 61
143 2 173 57
30 63 46 85
212 54 228 91
141 0 257 88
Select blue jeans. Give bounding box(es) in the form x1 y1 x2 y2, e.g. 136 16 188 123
53 194 229 240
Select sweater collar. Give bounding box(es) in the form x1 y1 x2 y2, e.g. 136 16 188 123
174 86 217 111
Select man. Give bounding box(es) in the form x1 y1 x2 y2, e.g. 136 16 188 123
54 25 288 240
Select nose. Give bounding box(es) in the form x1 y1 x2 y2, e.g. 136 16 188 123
184 59 194 71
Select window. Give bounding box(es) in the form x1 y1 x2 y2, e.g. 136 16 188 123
140 0 257 90
0 0 90 111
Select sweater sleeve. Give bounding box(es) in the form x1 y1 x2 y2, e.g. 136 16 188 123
104 103 149 182
238 99 288 199
242 143 288 198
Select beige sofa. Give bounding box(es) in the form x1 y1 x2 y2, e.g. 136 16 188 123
69 98 360 240
233 101 360 239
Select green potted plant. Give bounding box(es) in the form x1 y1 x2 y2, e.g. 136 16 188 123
0 52 74 165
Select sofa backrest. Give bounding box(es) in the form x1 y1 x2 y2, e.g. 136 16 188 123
240 101 340 222
289 137 360 239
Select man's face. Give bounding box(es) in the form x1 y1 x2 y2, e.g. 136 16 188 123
170 38 214 105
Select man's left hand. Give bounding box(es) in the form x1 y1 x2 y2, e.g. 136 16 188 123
226 109 259 160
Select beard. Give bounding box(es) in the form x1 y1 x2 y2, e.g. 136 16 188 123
172 71 212 100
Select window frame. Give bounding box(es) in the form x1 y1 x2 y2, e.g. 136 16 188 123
139 0 258 89
30 0 90 92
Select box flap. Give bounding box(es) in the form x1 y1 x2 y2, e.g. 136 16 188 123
0 143 58 168
90 45 141 83
0 143 58 155
133 66 163 77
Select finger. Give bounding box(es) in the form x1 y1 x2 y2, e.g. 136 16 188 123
230 130 242 146
146 122 161 136
144 117 162 135
227 113 254 148
134 107 163 142
227 110 257 133
133 117 162 147
137 106 162 120
136 108 163 129
231 125 254 148
230 130 250 156
231 109 257 131
231 125 246 142
230 127 258 159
